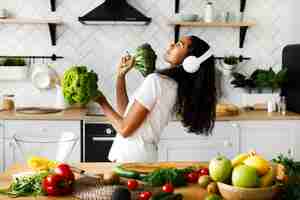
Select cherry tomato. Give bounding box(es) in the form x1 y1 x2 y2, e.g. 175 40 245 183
162 183 174 193
186 172 199 183
139 191 152 200
127 179 138 190
54 163 75 182
42 174 72 196
199 168 209 176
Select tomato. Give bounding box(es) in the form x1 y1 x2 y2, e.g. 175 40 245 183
139 191 152 200
127 179 138 190
162 183 174 193
199 168 209 176
186 172 199 183
54 163 75 182
42 174 72 196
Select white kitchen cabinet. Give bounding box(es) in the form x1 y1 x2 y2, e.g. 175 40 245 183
0 121 4 172
158 121 240 161
290 121 300 161
239 121 295 160
4 120 81 170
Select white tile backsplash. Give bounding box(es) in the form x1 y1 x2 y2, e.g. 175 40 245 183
0 0 299 107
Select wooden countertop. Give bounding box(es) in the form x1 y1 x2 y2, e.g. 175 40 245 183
217 110 300 121
0 108 300 122
0 163 114 200
0 163 209 200
0 108 87 121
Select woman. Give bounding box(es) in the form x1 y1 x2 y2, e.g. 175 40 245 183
95 35 216 162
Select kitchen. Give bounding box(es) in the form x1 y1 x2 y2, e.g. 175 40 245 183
0 0 300 199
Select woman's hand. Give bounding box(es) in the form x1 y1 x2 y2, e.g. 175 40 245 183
117 55 135 77
93 91 107 105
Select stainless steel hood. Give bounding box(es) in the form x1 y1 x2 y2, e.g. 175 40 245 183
78 0 151 25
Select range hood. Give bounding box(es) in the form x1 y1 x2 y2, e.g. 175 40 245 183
79 0 151 25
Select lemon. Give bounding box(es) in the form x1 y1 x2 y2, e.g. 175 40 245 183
243 155 270 176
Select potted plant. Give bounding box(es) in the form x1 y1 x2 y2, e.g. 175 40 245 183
230 67 288 93
221 56 240 75
0 57 28 80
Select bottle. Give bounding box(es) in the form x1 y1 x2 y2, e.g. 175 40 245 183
2 94 15 111
281 96 286 116
267 100 274 113
204 1 214 23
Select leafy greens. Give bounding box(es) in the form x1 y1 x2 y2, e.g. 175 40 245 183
133 43 157 77
62 66 101 105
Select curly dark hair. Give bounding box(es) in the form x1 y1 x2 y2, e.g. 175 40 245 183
158 36 216 135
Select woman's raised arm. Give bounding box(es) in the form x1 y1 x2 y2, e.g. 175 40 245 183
116 56 135 116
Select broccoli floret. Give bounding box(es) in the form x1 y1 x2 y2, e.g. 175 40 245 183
62 66 101 105
133 43 157 77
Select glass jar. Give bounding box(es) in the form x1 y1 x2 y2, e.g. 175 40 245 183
2 94 15 111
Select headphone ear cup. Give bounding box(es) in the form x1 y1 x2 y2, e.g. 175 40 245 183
183 56 200 73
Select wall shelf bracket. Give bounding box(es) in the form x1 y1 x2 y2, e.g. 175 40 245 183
50 0 56 12
240 26 249 48
48 23 57 46
240 0 247 12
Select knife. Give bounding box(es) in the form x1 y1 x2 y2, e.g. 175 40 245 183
70 166 101 179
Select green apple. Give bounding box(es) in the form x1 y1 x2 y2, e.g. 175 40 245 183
209 155 232 182
232 165 260 188
205 194 222 200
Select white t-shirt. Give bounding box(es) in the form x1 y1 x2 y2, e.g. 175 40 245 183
108 73 178 162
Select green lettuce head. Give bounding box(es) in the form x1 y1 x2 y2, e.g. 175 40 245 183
62 66 101 105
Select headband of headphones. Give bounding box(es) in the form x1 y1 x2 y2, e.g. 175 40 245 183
183 48 213 73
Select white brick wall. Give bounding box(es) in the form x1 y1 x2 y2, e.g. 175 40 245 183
0 0 298 107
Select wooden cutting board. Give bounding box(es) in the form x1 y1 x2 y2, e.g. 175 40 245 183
216 103 240 117
16 107 63 115
119 161 208 174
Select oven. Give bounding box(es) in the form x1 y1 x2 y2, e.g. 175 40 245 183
83 120 116 162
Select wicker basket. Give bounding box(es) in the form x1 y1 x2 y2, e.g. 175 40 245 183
73 176 161 200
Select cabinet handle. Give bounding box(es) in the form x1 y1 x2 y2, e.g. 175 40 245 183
288 148 293 157
92 137 114 142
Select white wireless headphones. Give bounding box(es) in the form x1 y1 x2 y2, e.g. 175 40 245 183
183 49 213 73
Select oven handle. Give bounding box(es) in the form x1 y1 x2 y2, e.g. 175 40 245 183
92 137 114 141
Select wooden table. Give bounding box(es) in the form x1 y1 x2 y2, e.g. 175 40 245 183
0 163 114 200
0 163 208 200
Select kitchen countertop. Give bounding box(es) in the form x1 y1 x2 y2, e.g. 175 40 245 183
1 108 300 122
216 110 300 121
0 163 208 200
0 108 87 121
0 163 114 200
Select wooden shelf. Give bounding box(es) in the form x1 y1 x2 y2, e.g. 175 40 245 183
174 0 252 48
0 18 62 24
0 18 62 46
169 21 256 27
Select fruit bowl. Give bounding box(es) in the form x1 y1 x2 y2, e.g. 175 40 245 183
217 182 279 200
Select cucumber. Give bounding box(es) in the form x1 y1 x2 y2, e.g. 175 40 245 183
113 165 140 179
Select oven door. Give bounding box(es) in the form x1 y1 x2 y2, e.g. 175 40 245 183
85 135 114 162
